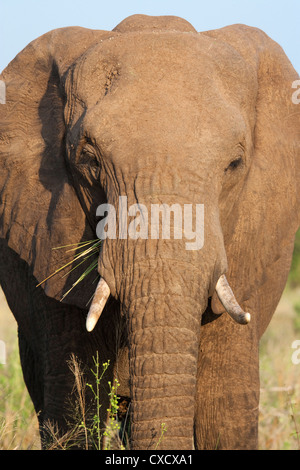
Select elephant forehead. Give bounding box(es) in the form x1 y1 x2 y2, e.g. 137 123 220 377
68 31 253 163
71 31 252 107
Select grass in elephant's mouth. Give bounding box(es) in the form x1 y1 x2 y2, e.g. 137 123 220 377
37 239 101 302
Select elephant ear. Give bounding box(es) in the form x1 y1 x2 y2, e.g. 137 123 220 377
0 27 110 307
206 25 300 336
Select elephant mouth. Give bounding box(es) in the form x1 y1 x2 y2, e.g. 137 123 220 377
85 274 251 332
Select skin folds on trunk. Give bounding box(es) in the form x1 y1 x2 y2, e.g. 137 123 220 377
128 295 201 449
121 256 210 450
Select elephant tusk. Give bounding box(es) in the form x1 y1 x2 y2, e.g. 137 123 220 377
215 274 251 325
86 278 110 332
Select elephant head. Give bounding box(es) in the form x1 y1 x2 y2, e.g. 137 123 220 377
0 15 299 449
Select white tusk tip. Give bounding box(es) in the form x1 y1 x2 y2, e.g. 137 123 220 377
235 312 251 325
243 312 251 324
86 316 97 332
85 278 110 332
215 274 251 325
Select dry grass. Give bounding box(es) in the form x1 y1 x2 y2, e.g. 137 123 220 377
1 286 300 450
259 287 300 450
40 354 125 450
0 288 40 449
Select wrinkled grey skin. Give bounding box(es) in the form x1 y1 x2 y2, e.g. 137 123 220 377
0 15 299 449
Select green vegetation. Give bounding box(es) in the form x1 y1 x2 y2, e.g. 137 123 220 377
293 301 300 333
42 354 127 450
103 376 123 450
154 422 168 450
288 228 300 289
85 354 109 450
0 338 39 449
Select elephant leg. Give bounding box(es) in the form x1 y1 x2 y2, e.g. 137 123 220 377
18 330 45 426
195 312 260 450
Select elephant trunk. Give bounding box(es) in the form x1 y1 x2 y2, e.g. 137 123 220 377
125 261 206 450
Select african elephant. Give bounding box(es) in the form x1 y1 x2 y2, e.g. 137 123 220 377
0 14 299 450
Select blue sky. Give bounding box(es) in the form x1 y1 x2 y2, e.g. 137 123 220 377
1 0 299 73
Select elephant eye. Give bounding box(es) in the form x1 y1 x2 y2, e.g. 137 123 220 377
225 156 243 173
76 140 100 167
79 145 97 165
76 141 101 180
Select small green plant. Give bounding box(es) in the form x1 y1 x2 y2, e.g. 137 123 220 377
85 354 110 450
66 353 125 450
154 422 167 450
103 378 124 450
